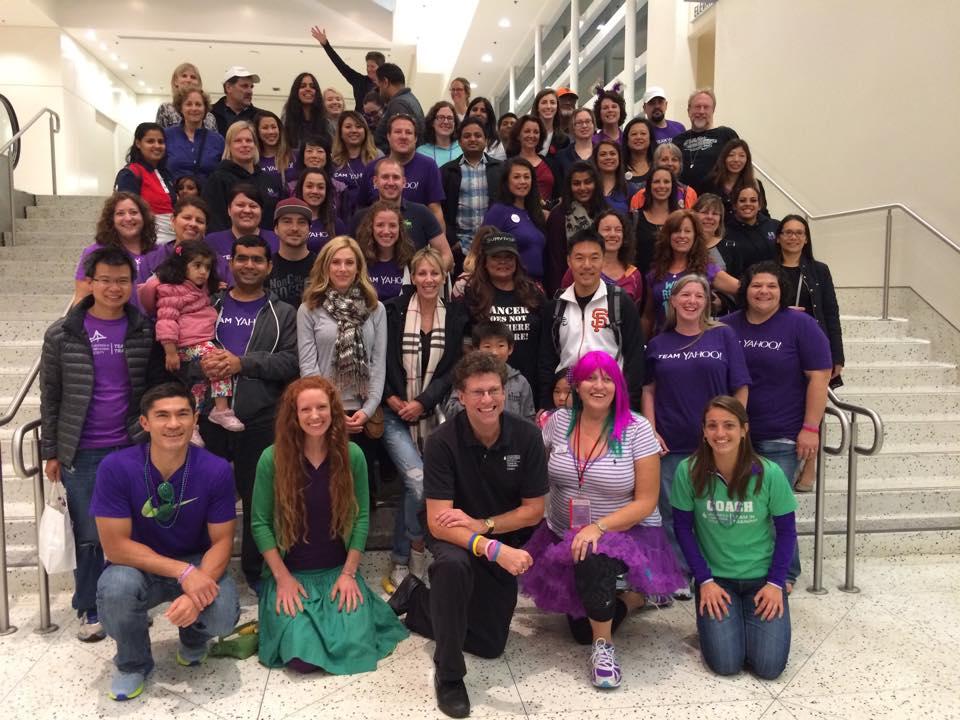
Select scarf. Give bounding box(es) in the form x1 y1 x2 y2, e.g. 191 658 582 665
565 201 593 240
401 293 446 449
322 286 373 399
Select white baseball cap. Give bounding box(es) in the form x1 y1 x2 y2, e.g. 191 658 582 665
223 66 260 83
642 86 667 104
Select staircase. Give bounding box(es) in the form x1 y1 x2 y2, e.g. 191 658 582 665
1 195 959 595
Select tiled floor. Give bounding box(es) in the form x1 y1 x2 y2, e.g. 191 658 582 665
1 553 958 720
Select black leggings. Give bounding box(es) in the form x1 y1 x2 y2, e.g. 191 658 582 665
567 552 629 645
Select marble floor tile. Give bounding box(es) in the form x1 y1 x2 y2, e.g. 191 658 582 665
529 699 775 719
777 684 960 720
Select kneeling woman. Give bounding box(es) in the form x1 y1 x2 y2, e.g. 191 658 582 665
521 350 685 689
252 376 408 673
671 396 796 680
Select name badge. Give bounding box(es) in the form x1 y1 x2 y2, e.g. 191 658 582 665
569 497 592 529
510 213 521 224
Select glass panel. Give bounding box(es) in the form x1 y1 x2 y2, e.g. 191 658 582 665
542 1 572 60
579 1 620 51
581 32 623 94
516 52 535 97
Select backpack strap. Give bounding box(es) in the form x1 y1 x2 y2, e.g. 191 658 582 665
607 284 624 362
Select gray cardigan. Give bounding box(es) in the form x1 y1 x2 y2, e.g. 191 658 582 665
296 300 387 418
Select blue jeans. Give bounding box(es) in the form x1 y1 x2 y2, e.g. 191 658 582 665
659 451 690 577
97 556 240 675
62 446 122 616
695 577 791 680
381 408 425 564
755 439 802 585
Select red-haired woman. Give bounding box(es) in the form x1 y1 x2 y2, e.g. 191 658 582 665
251 376 407 673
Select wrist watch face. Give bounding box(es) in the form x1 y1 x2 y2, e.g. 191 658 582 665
484 517 495 531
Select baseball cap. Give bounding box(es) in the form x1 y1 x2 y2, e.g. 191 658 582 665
483 233 519 257
223 66 261 84
273 197 312 223
642 86 667 104
556 87 579 100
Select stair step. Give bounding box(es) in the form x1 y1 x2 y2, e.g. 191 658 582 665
824 443 960 478
797 529 960 560
0 295 72 315
14 218 97 233
0 396 41 423
823 413 960 446
35 194 108 207
2 232 92 246
837 385 960 415
26 205 101 220
0 366 37 394
839 315 909 338
843 336 931 363
794 486 960 518
839 361 957 387
0 340 43 365
0 319 60 342
796 513 960 534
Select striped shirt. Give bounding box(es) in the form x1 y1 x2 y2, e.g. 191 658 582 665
456 155 490 250
543 408 662 534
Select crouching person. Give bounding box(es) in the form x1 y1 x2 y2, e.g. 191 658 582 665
92 382 240 701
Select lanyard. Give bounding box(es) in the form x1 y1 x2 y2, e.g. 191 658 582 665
574 419 608 491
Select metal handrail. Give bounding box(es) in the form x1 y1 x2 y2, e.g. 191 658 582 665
3 107 60 246
0 355 41 427
826 388 885 594
807 403 850 595
754 164 959 320
11 419 57 633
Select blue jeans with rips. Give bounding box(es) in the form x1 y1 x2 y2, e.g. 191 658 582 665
381 407 425 565
96 555 240 675
695 576 791 680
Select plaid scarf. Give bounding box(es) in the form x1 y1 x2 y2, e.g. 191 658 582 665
322 286 373 399
401 293 446 449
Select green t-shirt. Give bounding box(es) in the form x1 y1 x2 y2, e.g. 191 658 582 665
670 456 797 581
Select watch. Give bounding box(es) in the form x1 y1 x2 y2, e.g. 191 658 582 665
594 520 608 535
483 517 496 533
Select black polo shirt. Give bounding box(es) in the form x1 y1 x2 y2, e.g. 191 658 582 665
349 199 442 250
424 410 548 548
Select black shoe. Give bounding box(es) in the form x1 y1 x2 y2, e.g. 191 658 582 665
435 675 470 718
387 573 424 616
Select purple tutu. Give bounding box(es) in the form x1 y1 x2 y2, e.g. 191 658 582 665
520 521 686 619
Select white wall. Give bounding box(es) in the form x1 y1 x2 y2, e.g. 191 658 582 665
647 0 960 327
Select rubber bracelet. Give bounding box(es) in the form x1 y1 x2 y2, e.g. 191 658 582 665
486 540 500 562
801 424 820 434
492 542 503 562
469 533 482 557
178 564 195 585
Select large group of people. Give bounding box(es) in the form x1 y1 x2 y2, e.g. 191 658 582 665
34 38 847 718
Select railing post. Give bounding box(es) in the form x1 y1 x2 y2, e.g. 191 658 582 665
23 426 57 633
881 208 892 321
48 113 58 196
6 157 14 246
807 415 829 595
0 442 18 635
839 415 861 594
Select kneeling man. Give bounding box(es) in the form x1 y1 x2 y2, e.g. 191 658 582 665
389 352 548 718
92 382 240 700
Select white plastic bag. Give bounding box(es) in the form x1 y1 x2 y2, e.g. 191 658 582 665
38 482 76 574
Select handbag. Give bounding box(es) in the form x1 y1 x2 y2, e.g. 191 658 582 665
38 482 76 574
209 621 259 660
363 406 385 440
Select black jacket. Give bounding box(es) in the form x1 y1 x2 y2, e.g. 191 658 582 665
201 160 283 233
40 298 166 466
210 97 262 137
203 291 299 424
789 259 845 366
719 216 779 279
439 154 503 249
383 289 467 413
321 42 376 112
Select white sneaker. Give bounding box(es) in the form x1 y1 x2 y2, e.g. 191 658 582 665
590 638 622 688
409 548 428 580
77 612 106 643
382 563 409 594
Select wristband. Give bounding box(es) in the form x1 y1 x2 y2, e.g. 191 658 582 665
492 542 503 562
801 424 820 434
469 533 482 557
178 564 195 585
485 540 501 562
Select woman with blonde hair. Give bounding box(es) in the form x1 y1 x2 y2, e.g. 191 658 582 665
156 62 218 130
252 376 408 673
298 236 386 443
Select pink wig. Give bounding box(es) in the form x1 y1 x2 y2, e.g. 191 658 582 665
569 350 634 444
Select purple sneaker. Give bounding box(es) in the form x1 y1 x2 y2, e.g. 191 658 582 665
590 639 622 688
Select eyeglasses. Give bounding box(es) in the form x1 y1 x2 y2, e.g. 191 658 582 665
780 230 807 238
573 119 594 127
465 387 504 400
91 277 132 286
435 116 455 124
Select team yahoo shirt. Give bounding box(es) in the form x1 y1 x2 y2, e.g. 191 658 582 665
90 444 237 559
216 294 267 356
543 408 663 534
671 456 797 581
357 153 445 208
722 309 832 441
645 325 751 453
481 203 547 279
78 315 131 449
203 229 279 286
367 260 406 301
652 120 686 145
646 263 720 334
306 216 347 253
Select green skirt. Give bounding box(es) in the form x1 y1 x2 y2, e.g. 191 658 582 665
258 566 409 674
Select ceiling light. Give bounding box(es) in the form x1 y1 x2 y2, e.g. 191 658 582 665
470 82 478 89
138 80 145 87
109 53 118 61
481 53 493 63
498 18 511 28
120 62 128 70
99 42 107 51
85 30 96 41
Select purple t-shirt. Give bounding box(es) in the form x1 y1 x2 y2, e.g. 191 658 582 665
79 315 131 449
90 444 236 559
332 157 366 191
203 229 279 286
357 153 445 208
482 203 547 280
722 309 832 441
284 461 347 571
216 293 267 357
646 263 720 333
368 260 405 301
306 216 347 254
652 120 686 145
645 325 752 453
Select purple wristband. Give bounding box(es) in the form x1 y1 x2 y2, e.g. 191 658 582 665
178 564 195 585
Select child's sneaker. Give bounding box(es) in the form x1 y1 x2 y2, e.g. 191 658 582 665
190 425 205 447
590 638 622 689
382 563 409 594
208 407 245 432
77 611 106 642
